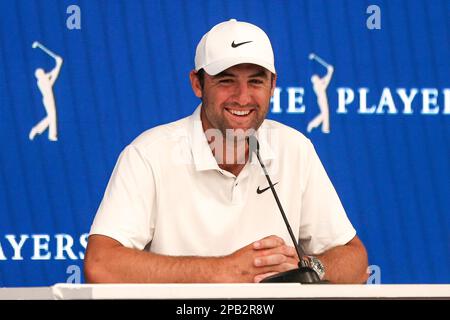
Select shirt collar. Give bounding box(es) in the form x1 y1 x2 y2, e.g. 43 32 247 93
188 104 276 172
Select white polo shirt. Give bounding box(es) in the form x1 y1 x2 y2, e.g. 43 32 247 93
90 105 356 256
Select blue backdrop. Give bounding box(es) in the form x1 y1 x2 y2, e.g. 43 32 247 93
0 0 448 286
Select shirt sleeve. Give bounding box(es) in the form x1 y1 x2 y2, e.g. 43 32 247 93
89 144 157 250
299 140 356 255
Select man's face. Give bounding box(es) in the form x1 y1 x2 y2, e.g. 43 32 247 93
190 64 276 135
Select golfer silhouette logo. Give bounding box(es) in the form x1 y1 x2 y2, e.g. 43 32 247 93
29 41 63 142
307 53 334 134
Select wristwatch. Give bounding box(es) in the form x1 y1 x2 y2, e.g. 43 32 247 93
303 255 325 280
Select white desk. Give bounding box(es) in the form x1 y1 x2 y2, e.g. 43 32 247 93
1 284 449 300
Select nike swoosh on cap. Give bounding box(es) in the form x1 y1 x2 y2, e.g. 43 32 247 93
231 40 253 48
256 182 279 194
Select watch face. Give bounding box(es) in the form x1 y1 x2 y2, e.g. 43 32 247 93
313 258 324 272
310 256 325 279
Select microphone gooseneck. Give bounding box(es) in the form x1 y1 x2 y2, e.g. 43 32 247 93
250 136 304 262
247 135 323 284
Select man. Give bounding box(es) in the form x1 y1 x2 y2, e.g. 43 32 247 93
84 19 368 284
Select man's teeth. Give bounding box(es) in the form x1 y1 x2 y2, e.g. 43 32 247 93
229 109 251 116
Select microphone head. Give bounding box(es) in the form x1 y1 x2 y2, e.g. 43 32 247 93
247 135 260 156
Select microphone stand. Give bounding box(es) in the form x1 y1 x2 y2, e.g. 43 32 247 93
248 136 325 284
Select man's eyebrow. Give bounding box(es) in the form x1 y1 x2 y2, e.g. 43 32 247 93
249 71 268 78
213 71 235 78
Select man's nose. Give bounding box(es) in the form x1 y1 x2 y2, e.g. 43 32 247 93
233 83 252 106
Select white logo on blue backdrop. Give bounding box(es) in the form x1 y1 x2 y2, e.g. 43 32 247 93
29 41 63 142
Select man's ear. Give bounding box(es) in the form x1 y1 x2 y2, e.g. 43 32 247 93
189 70 203 98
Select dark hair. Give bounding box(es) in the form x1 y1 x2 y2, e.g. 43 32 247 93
196 67 275 89
196 68 205 89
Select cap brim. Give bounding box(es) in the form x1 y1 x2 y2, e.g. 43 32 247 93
201 57 276 75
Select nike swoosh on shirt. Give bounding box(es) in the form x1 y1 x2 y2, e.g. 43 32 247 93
231 40 253 48
256 182 279 194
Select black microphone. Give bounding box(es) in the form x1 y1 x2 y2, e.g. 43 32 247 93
247 135 324 284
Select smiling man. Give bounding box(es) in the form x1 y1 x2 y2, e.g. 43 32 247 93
84 19 368 284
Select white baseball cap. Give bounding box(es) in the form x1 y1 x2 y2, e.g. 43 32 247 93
195 19 276 75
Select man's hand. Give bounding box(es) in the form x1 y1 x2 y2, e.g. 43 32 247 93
220 235 299 283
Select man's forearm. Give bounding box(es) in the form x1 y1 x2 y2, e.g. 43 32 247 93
85 245 226 283
84 234 301 283
317 236 368 284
